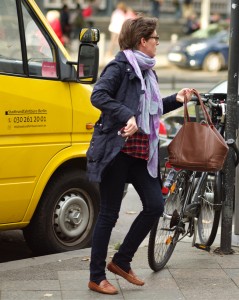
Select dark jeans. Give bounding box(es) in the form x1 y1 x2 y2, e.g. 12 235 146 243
89 152 164 283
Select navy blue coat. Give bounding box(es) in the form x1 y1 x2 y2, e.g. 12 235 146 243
87 51 182 182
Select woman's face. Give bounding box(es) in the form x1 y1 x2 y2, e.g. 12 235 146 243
138 30 159 58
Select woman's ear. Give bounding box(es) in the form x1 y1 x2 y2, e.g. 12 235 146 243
138 37 146 50
141 37 146 46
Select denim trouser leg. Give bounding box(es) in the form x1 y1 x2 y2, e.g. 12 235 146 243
113 157 164 271
89 152 164 282
89 153 129 283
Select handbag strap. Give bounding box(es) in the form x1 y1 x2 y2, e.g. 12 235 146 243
184 88 213 125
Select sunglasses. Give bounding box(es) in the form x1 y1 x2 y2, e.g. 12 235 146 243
148 36 160 41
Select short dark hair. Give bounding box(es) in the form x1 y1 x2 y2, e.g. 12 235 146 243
118 16 158 50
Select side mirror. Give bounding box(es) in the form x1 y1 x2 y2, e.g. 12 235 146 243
77 43 99 84
79 28 100 43
77 28 100 84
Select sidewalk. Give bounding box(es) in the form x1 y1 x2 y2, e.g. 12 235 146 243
1 233 239 300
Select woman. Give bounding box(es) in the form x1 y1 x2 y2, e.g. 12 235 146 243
107 2 129 56
87 16 193 295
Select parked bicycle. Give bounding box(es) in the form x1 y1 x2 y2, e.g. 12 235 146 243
148 93 239 272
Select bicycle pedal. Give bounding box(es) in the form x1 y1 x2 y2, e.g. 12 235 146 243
194 243 210 252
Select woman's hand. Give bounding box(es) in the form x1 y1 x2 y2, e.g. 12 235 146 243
176 88 194 103
121 116 138 137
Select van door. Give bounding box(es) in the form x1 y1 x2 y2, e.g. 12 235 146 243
0 0 72 223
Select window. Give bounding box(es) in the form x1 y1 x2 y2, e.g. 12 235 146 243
22 2 57 78
0 0 23 74
0 0 58 78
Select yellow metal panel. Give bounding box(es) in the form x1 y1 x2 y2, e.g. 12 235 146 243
0 76 72 135
0 75 72 224
70 82 100 142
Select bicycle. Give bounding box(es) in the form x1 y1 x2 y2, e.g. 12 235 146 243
148 93 239 272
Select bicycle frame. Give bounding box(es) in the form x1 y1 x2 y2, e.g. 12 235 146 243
162 170 207 237
162 94 228 244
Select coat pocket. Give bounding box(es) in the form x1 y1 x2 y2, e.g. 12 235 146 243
87 126 108 162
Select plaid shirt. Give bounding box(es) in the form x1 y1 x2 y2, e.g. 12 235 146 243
121 131 149 160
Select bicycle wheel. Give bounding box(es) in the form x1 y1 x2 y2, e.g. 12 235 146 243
148 170 188 272
198 172 222 246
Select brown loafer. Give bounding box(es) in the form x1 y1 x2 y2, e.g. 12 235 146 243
107 261 145 286
88 279 118 295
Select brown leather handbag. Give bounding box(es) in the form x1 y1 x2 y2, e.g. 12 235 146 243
167 89 229 172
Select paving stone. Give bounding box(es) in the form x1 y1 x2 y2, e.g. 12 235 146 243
1 290 62 300
1 280 60 291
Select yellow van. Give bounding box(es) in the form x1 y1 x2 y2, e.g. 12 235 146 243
0 0 101 254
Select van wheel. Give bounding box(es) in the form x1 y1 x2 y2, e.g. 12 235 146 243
23 169 100 255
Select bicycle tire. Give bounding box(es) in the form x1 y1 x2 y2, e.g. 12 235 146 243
198 171 222 246
148 170 188 272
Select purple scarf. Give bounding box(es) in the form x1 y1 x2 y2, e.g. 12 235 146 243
123 49 163 178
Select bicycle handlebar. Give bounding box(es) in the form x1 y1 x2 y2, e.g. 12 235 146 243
191 93 227 106
191 93 239 107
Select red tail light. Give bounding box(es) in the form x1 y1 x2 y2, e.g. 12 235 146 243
159 120 167 136
162 186 169 195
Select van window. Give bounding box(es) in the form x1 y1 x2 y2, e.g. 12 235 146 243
0 0 23 74
0 0 58 78
22 2 57 78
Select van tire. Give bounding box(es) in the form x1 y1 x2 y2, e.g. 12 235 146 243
23 169 100 255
